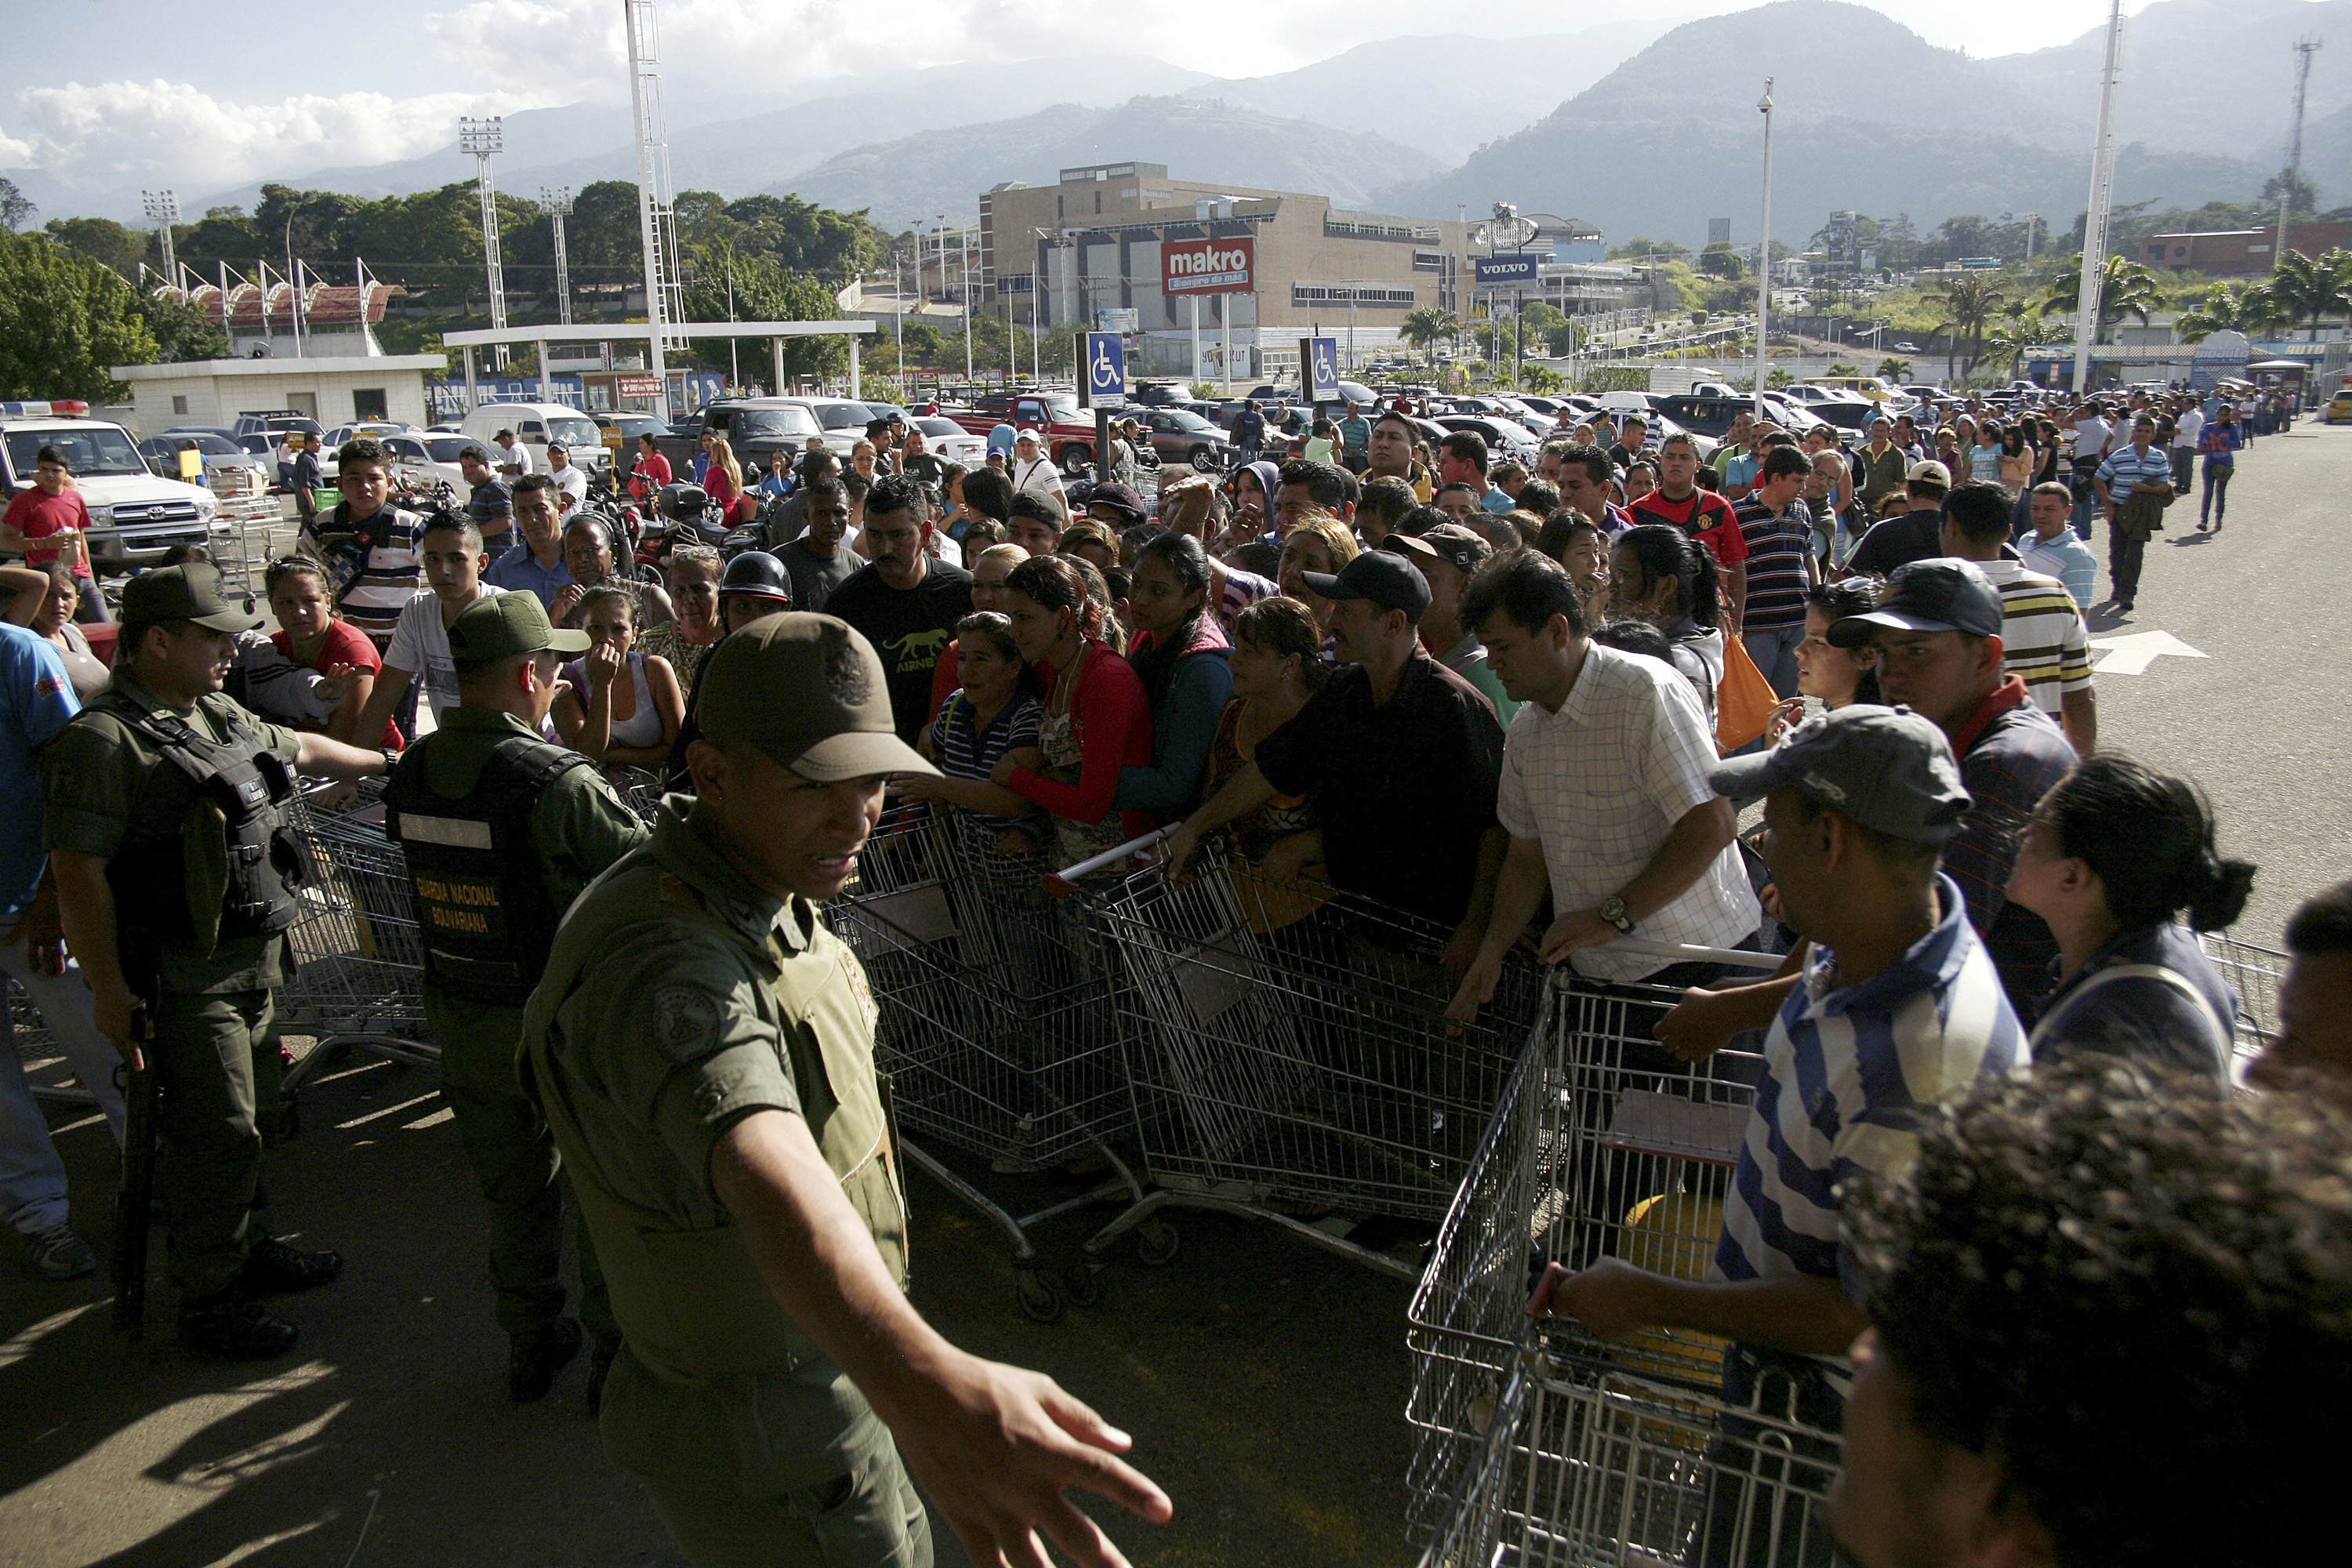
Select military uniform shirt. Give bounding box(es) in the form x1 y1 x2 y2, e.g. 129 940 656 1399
41 671 303 996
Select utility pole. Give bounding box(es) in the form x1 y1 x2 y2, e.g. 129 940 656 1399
2071 0 2125 397
2276 38 2323 278
541 187 575 325
626 0 687 419
1755 78 1774 416
459 115 509 369
141 189 179 284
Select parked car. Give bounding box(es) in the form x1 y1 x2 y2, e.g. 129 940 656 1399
380 431 482 493
1 413 218 572
458 402 612 475
2325 387 2352 425
909 415 987 468
1893 341 1922 353
231 410 325 443
652 398 827 481
1804 398 1882 443
137 430 274 497
1132 407 1238 472
1434 415 1542 468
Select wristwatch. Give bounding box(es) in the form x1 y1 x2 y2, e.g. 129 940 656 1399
1599 895 1635 936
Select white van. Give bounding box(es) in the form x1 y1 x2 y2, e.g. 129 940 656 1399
459 403 612 475
1 414 220 572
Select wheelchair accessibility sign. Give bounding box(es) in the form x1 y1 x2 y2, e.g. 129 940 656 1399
1301 336 1341 402
1079 331 1128 408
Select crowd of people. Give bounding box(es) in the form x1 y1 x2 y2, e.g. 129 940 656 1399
1 375 2346 1568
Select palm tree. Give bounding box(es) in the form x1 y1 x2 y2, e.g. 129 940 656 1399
1936 275 2004 379
1977 322 2036 379
1400 305 1458 361
2038 255 2161 343
1520 363 1564 394
2174 282 2285 343
2263 248 2352 339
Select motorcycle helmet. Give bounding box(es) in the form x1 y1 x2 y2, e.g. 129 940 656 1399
717 550 794 607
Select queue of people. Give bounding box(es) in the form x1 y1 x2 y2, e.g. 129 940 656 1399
3 395 2347 1568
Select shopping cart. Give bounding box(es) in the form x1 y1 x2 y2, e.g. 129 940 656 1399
1419 1275 1842 1568
1069 833 1543 1281
276 779 438 1098
2201 931 2286 1082
827 803 1151 1324
1406 942 1783 1536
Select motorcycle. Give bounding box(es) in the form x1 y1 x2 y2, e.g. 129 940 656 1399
633 481 730 566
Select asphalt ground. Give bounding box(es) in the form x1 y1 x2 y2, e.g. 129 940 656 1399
4 418 2347 1566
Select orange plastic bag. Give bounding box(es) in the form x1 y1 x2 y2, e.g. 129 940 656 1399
1716 632 1778 752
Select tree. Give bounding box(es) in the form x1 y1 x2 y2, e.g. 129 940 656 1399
2173 282 2285 343
1696 241 1745 281
2263 248 2352 337
0 231 162 399
1876 357 1911 380
2037 255 2159 343
2259 169 2318 221
679 238 846 383
140 291 230 362
1976 323 2036 380
1399 304 1457 357
1936 275 2004 378
44 216 147 278
1520 364 1563 394
0 177 33 233
1607 238 1690 263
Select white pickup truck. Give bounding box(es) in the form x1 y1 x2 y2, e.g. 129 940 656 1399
0 409 220 572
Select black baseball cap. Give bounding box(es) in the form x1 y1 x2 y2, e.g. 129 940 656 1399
1828 558 2003 646
1708 704 1972 844
1302 550 1430 622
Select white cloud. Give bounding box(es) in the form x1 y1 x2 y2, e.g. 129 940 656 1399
424 0 625 82
2 78 552 193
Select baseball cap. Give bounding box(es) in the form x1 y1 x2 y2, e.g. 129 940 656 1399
698 615 940 782
1014 426 1041 442
447 590 591 667
1417 522 1493 575
1906 459 1952 487
1708 704 1971 844
1302 550 1431 622
1828 558 2003 647
1086 481 1147 522
121 562 260 633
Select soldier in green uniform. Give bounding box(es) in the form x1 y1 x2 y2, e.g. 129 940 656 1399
521 613 1170 1568
384 593 647 1403
42 564 390 1358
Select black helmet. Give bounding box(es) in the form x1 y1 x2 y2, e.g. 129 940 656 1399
717 550 793 605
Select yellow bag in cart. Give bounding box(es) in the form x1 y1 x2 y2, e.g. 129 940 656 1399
1612 1192 1731 1448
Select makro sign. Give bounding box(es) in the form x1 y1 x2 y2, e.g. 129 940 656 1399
1163 236 1254 296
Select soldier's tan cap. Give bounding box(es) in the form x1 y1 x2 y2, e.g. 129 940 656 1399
699 613 940 782
447 591 591 666
121 562 260 633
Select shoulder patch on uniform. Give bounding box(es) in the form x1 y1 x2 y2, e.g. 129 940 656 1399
654 983 724 1063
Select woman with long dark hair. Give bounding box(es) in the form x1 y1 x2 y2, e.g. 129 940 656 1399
2005 753 2254 1079
1609 522 1723 727
1117 532 1232 822
993 554 1156 864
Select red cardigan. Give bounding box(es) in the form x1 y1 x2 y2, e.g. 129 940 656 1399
1007 641 1156 840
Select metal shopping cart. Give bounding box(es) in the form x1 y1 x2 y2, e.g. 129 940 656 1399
1419 1278 1843 1568
2201 931 2286 1082
276 779 438 1098
1406 942 1784 1537
1069 833 1543 1281
826 802 1151 1323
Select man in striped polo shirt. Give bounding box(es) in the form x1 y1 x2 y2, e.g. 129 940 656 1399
1939 481 2096 754
1731 444 1821 699
2093 416 2175 613
305 437 424 652
1544 706 2024 1428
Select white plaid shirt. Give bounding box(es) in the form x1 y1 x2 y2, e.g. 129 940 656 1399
1498 643 1760 982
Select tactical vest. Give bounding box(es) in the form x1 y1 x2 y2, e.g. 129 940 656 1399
97 694 304 982
383 735 588 1008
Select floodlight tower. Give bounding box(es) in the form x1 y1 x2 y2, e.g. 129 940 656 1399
141 188 180 281
460 115 510 368
2275 38 2323 271
542 187 575 325
626 0 688 416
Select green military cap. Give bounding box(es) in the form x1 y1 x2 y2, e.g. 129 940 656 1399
699 613 939 781
121 562 260 632
448 591 592 666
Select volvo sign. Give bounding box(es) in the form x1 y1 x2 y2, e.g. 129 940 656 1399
1163 236 1255 295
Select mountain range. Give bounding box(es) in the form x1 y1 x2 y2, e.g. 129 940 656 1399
58 0 2352 247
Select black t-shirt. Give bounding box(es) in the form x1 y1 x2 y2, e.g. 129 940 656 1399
1847 508 1946 578
1253 647 1501 927
779 539 859 615
824 561 975 740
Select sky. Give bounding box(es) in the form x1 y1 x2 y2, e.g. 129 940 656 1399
0 0 2216 210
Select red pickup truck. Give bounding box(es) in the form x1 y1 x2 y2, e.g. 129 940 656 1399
944 394 1103 473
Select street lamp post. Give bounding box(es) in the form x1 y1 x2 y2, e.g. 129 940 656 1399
540 187 574 326
1754 79 1775 416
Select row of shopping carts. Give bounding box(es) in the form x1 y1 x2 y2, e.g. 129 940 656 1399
826 801 1545 1322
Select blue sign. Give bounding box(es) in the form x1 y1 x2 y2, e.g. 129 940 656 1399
1080 331 1127 408
1300 336 1341 403
1474 252 1540 285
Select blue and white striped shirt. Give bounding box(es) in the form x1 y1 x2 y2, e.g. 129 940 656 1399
2094 442 2172 503
1714 874 2026 1347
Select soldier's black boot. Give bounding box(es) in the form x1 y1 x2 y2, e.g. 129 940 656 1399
510 1316 584 1403
179 1291 301 1360
238 1237 344 1294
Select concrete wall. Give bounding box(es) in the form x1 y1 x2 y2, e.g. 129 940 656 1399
119 367 433 437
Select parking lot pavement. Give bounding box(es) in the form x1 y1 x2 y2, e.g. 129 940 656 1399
0 1045 1420 1568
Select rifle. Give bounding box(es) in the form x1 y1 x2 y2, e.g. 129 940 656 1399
112 1001 158 1339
